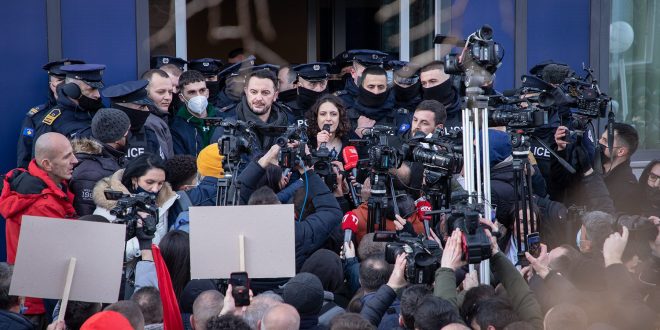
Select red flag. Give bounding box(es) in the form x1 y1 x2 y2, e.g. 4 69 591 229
152 244 183 330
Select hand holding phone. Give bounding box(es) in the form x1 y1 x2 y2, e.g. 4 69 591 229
230 272 250 307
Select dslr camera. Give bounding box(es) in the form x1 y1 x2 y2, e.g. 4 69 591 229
276 123 308 169
375 232 442 285
104 190 159 241
442 25 504 87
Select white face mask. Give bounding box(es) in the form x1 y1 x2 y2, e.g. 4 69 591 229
186 95 208 115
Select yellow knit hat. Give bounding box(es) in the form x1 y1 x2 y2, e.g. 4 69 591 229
197 143 225 178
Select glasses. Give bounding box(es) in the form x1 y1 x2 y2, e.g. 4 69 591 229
649 172 660 184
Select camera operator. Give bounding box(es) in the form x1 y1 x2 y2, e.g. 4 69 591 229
92 153 178 262
553 123 639 213
639 160 660 216
236 143 342 271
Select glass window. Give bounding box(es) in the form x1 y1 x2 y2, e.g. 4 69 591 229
609 0 660 151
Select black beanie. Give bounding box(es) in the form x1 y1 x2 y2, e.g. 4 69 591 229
300 249 343 293
91 108 131 143
282 272 324 316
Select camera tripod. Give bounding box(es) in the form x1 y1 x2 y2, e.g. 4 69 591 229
423 169 453 237
366 171 400 233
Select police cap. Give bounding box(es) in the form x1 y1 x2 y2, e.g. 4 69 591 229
238 63 280 77
42 59 86 77
292 62 329 82
218 55 256 80
61 64 106 89
188 58 224 77
350 49 390 66
101 80 154 105
388 60 420 85
150 55 188 71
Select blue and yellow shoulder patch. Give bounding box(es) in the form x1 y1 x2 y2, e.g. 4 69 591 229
42 108 62 126
22 127 35 137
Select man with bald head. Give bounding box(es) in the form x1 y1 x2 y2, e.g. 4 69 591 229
191 290 224 330
0 132 77 319
259 304 300 330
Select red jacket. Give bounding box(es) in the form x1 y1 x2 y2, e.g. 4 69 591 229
0 160 76 315
352 203 425 245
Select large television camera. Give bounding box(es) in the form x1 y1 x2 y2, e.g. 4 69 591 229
401 128 463 175
352 125 403 172
375 231 442 285
538 66 610 118
441 25 504 88
104 190 159 241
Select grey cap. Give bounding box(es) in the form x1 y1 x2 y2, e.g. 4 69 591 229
91 108 130 143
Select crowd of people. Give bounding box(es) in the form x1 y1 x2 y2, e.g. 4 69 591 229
0 47 659 330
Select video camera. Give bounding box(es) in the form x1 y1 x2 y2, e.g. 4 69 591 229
104 190 159 241
538 65 610 118
204 117 256 164
488 105 548 129
401 128 463 175
375 231 442 284
439 193 492 264
440 25 504 87
276 122 308 169
351 125 403 172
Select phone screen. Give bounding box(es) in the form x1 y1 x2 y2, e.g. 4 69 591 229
230 272 250 307
527 233 541 258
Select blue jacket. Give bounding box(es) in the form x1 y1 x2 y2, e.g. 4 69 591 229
0 310 33 330
237 161 343 270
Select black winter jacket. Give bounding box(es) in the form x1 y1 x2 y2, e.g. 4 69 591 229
237 161 343 270
70 138 123 216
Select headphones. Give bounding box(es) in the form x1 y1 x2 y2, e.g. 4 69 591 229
59 83 81 100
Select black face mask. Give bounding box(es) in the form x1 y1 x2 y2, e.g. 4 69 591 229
297 86 326 109
357 85 389 108
422 79 454 104
78 95 104 112
393 81 420 102
645 185 660 205
206 80 221 102
115 104 151 131
278 89 298 103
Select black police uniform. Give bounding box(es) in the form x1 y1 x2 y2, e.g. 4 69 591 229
33 64 107 142
283 62 331 125
333 50 389 109
17 59 86 168
102 80 164 160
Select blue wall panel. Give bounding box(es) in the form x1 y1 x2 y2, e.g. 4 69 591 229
60 0 137 88
527 0 591 76
0 0 49 261
451 0 517 90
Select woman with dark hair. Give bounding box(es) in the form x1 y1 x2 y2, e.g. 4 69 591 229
638 159 660 216
159 230 191 305
93 153 178 262
306 94 351 162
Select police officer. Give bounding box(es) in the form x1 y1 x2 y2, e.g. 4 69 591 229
17 58 85 168
282 62 330 125
33 63 106 143
214 55 256 117
419 61 462 132
102 80 164 161
348 66 408 138
388 60 422 113
333 49 389 109
150 55 187 71
188 58 224 108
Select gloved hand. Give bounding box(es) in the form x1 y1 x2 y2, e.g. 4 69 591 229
136 227 154 251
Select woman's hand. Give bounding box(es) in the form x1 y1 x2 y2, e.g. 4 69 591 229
317 130 331 146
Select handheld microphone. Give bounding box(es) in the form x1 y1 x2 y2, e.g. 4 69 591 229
320 124 332 149
341 211 359 243
342 146 361 206
416 198 433 238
